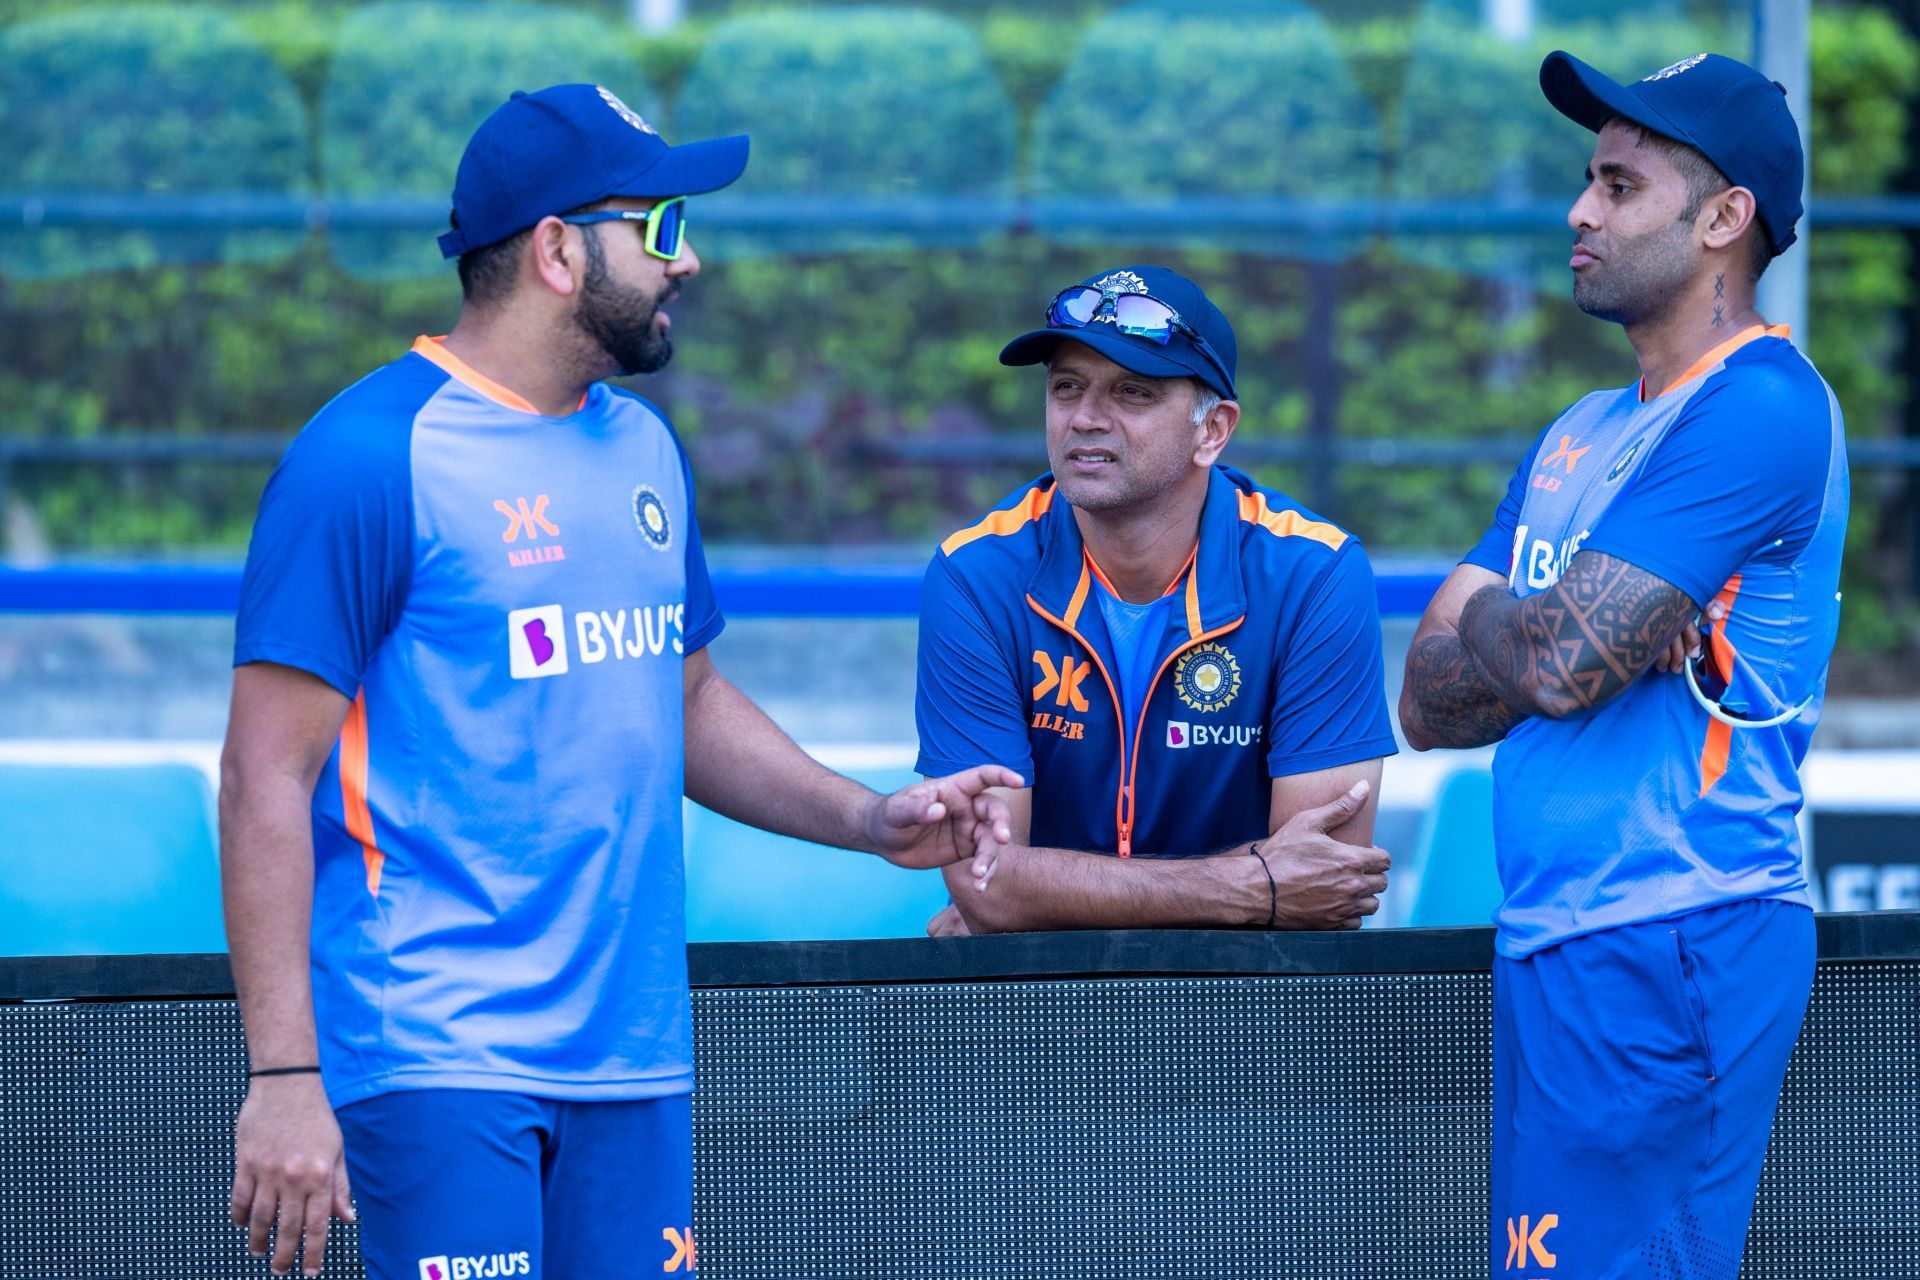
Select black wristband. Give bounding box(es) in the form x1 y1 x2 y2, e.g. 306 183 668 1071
1248 841 1276 928
247 1065 322 1079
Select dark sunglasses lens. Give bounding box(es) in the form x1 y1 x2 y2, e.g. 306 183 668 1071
1111 295 1176 343
1049 287 1102 327
653 202 684 256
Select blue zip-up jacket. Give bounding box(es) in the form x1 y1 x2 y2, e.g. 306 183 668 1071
916 465 1397 858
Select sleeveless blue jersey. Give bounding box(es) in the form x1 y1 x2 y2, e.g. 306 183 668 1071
235 338 722 1106
1462 328 1848 958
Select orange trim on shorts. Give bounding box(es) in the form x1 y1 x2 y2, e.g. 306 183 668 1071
940 484 1057 556
1697 575 1744 798
1643 324 1792 401
1236 490 1348 551
339 689 385 896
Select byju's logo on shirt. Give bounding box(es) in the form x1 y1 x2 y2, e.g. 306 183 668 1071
1167 721 1262 749
507 604 570 678
418 1254 531 1280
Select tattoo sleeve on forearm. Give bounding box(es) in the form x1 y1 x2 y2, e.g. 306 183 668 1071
1404 633 1527 748
1457 550 1698 719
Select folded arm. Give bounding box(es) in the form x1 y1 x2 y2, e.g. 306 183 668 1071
936 760 1387 934
1400 565 1530 751
1455 550 1699 721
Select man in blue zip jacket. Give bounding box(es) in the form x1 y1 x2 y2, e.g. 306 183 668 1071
917 265 1397 934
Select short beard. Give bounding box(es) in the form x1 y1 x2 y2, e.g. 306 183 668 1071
1572 216 1699 327
574 227 674 376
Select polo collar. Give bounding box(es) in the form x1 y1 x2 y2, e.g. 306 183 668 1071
1026 466 1249 638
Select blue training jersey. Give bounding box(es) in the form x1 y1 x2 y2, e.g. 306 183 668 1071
235 337 722 1107
917 465 1396 859
1462 327 1848 958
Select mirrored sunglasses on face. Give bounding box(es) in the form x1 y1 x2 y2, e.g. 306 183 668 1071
559 196 688 260
1045 285 1235 396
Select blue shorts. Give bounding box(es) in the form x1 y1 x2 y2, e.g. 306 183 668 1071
335 1089 695 1280
1492 898 1813 1280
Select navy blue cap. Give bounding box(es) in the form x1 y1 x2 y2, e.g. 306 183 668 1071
999 265 1238 401
437 83 749 258
1540 51 1803 255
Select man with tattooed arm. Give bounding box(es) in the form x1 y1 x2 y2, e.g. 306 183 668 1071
1399 53 1847 1279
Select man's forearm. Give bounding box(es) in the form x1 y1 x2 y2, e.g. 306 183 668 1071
1401 632 1528 750
684 661 878 853
945 842 1265 933
1456 552 1697 720
218 764 324 1070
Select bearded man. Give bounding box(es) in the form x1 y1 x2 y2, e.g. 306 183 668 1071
219 84 1016 1280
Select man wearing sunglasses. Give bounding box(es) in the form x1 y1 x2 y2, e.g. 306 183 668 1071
1399 54 1847 1278
219 83 1018 1280
917 265 1398 937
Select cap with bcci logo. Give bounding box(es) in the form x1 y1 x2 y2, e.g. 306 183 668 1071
1540 51 1804 255
999 265 1239 401
437 83 749 258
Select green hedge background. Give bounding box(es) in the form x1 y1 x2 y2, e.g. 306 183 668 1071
1 0 1916 668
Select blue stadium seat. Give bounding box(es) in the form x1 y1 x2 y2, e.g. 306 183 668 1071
0 6 310 278
673 9 1018 255
1407 765 1501 928
0 763 224 957
321 2 654 279
684 768 954 941
1028 0 1381 258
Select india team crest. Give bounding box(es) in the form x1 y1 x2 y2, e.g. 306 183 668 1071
1091 271 1148 296
632 484 672 551
596 86 658 135
1643 54 1708 81
1175 642 1241 714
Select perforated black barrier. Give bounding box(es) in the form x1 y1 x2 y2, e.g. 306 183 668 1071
3 916 1917 1280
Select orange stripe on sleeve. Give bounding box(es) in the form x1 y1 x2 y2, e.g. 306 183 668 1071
1697 575 1744 798
339 689 385 896
940 484 1056 556
1236 490 1348 550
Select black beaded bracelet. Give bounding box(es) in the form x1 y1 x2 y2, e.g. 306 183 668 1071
247 1065 322 1079
1248 841 1277 928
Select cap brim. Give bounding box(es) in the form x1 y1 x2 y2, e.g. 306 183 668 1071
1000 328 1217 389
617 133 751 198
1540 51 1697 149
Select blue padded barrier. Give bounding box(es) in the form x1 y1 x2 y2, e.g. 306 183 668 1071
684 769 953 942
1406 765 1500 928
0 762 224 957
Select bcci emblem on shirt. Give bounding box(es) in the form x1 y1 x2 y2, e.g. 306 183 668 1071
632 484 673 551
1175 642 1240 713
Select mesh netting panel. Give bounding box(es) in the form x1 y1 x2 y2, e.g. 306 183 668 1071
1 963 1914 1279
